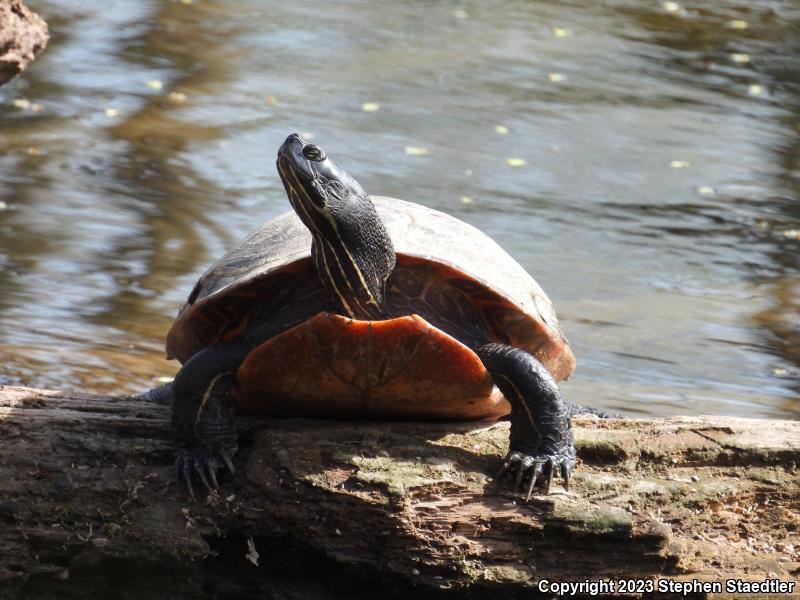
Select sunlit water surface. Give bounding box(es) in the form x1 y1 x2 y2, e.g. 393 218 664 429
1 0 799 418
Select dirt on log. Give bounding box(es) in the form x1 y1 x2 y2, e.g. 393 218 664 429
0 0 48 87
0 385 798 599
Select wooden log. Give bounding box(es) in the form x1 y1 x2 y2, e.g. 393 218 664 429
0 0 48 87
0 385 798 599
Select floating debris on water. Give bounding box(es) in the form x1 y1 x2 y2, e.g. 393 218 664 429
25 147 40 156
662 2 685 15
772 368 787 376
104 108 120 117
12 98 30 109
460 196 474 204
453 8 469 19
670 160 690 168
696 186 715 196
0 201 7 211
548 73 566 83
157 376 174 384
266 95 278 106
494 125 509 135
506 158 526 167
405 146 429 156
748 83 763 96
361 102 380 112
146 79 164 90
30 103 44 112
168 92 187 103
727 19 748 29
730 53 750 64
552 27 572 37
779 230 800 240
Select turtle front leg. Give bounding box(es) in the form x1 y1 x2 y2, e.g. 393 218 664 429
475 343 575 499
172 344 246 500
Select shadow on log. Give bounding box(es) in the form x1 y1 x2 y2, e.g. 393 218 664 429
0 385 798 599
0 0 48 87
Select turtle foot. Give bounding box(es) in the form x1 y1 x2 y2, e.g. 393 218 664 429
494 449 575 500
567 402 621 419
175 443 238 501
131 382 173 405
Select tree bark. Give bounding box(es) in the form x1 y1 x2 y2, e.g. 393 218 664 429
0 0 48 87
0 385 798 599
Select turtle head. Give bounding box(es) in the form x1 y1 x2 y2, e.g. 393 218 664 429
276 133 366 220
276 133 395 319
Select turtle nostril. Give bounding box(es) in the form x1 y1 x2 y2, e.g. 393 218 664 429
302 144 326 162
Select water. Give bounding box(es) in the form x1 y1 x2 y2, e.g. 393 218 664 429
1 0 798 418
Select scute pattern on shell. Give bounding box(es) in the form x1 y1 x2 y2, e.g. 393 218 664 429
169 196 573 377
187 198 556 322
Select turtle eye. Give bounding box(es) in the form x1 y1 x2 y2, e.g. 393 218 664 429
302 144 326 162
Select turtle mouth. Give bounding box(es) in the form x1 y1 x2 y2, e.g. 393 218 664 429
276 134 328 223
277 133 313 181
276 134 343 248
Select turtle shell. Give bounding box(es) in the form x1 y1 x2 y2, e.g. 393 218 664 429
166 196 576 388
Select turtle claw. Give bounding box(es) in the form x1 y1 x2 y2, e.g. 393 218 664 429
177 457 197 501
219 447 236 475
494 449 574 501
524 463 544 502
206 460 220 489
175 444 237 500
560 462 572 491
194 462 213 492
514 456 535 492
185 474 197 502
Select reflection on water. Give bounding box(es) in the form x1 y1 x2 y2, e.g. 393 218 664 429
0 0 798 418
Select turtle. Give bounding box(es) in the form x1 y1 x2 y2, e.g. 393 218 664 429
146 133 604 500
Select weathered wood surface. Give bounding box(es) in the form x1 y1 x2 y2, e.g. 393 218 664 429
0 0 48 87
0 385 798 599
